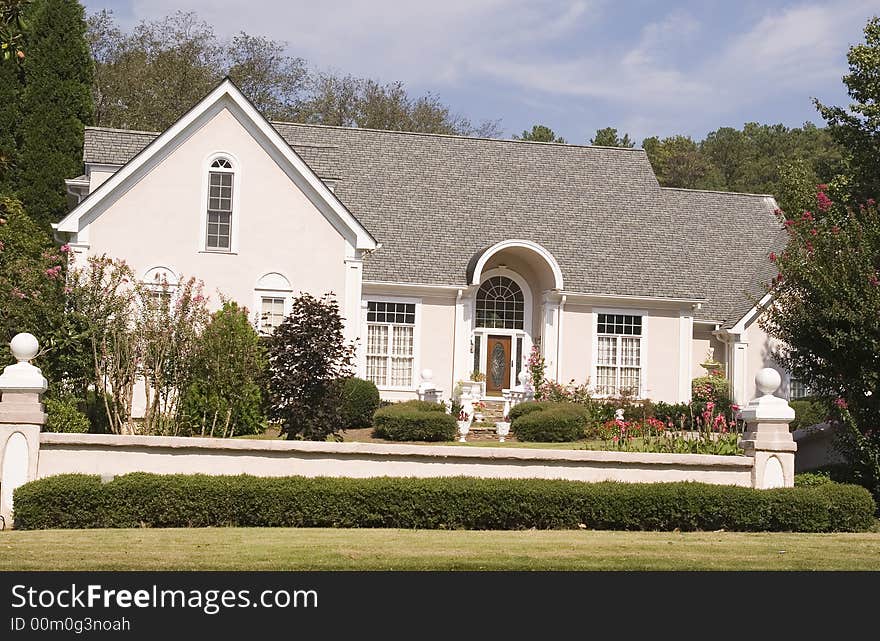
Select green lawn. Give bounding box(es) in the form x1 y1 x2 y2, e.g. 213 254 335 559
2 528 879 570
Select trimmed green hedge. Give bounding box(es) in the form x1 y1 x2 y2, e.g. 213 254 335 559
340 377 381 429
12 473 876 532
372 401 455 441
511 402 590 442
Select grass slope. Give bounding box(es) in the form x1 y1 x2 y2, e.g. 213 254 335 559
2 528 880 571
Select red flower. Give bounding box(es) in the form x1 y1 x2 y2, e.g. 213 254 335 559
783 219 796 226
868 198 876 206
769 251 777 262
817 192 832 212
805 241 814 254
816 184 828 191
810 228 818 236
835 398 847 409
801 211 814 221
831 225 840 235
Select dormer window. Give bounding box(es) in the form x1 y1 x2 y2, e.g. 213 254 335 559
206 157 234 251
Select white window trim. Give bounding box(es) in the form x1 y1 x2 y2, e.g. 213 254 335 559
591 307 648 399
198 151 242 254
361 295 421 391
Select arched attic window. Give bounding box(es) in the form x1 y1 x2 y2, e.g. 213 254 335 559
254 272 293 335
206 157 234 251
142 266 179 309
476 276 524 330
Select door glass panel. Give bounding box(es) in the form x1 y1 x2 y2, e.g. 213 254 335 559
490 342 506 389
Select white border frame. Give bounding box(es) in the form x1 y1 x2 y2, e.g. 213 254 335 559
591 307 649 399
470 239 564 290
360 294 422 392
199 151 242 254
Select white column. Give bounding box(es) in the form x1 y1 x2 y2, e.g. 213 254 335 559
678 311 694 403
452 287 474 389
730 334 749 407
739 368 796 488
542 292 561 382
0 334 48 526
343 250 364 343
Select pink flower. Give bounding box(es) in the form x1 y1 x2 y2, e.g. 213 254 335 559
816 184 828 191
63 286 72 294
783 219 796 227
731 404 740 412
817 192 832 212
801 211 814 221
706 401 715 411
44 265 62 279
869 274 879 287
868 198 876 206
59 243 70 253
834 398 847 409
810 228 818 236
11 288 25 299
769 251 777 262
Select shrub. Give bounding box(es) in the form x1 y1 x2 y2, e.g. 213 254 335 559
267 293 355 440
507 401 545 421
13 473 876 532
649 401 692 428
340 377 381 429
180 301 266 437
44 397 90 433
511 403 590 442
372 402 455 441
795 472 835 487
790 398 831 431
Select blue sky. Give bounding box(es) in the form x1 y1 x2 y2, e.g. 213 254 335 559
81 0 879 144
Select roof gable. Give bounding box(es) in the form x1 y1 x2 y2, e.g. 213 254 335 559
58 79 376 250
75 119 783 325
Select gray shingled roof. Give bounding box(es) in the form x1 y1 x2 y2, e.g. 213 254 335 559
80 124 784 324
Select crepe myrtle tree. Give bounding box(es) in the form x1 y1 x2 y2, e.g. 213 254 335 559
267 292 355 440
759 185 880 500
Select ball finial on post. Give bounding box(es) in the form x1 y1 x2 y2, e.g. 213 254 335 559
10 333 39 363
755 368 782 396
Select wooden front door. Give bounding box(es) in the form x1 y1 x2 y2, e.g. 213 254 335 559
485 335 512 396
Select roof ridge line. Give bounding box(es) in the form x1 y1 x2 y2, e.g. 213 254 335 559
271 120 647 152
661 186 775 198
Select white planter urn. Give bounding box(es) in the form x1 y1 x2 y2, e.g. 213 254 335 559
457 420 471 442
495 421 510 443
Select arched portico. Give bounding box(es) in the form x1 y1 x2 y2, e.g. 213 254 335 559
461 240 565 394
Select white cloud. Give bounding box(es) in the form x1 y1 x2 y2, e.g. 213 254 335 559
94 0 877 138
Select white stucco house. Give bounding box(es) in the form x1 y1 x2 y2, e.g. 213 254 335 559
55 78 790 408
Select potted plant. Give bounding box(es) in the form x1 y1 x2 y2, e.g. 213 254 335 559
472 399 486 422
495 414 511 442
457 409 471 442
467 370 486 397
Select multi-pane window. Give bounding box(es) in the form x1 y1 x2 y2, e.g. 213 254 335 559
260 297 285 334
790 378 811 400
366 301 416 387
596 313 643 396
476 276 524 329
206 158 233 250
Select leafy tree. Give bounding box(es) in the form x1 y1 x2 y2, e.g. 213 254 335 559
181 300 266 437
759 188 880 501
18 0 93 228
267 292 355 440
0 0 27 191
815 16 880 202
514 124 565 143
86 10 502 137
590 127 633 148
642 135 724 189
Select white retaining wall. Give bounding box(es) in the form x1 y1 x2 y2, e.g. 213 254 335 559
37 433 755 485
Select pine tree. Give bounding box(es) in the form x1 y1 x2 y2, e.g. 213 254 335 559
18 0 93 228
0 58 22 193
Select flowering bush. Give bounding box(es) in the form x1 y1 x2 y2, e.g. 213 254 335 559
526 346 545 398
760 190 880 500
